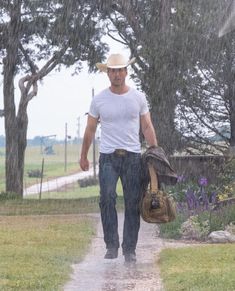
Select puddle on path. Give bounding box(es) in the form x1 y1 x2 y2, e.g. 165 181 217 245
64 213 166 291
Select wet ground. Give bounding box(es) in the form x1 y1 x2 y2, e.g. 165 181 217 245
64 213 190 291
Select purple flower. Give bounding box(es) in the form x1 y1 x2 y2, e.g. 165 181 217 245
177 175 186 183
198 177 208 187
186 188 198 210
210 192 217 204
200 189 209 210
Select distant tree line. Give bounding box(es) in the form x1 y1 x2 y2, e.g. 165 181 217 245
0 135 83 148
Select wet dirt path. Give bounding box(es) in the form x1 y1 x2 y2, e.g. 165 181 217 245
64 213 190 291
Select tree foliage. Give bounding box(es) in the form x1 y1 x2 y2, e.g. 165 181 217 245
98 0 181 154
176 0 235 154
0 0 107 196
98 0 235 154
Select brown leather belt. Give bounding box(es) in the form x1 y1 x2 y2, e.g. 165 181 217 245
114 149 128 156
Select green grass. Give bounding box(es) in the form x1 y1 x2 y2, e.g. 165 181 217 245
159 244 235 291
0 180 124 290
26 184 100 199
0 196 124 216
0 144 99 191
0 198 99 215
25 179 123 200
0 180 124 216
2 145 234 290
0 215 96 290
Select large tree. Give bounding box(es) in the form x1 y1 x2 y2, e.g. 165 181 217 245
99 0 181 154
0 0 107 196
174 0 235 154
98 0 235 155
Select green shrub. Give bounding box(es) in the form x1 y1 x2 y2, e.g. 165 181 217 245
78 177 99 188
217 158 235 188
209 204 235 232
159 212 187 239
27 169 42 178
0 191 21 201
180 215 210 240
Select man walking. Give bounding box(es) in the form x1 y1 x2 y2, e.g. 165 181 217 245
79 53 158 263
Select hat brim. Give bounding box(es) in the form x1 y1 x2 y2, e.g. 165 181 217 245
96 57 136 73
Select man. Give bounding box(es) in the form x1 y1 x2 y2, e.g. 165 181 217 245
79 53 158 263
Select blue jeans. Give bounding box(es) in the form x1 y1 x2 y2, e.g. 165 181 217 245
99 151 142 255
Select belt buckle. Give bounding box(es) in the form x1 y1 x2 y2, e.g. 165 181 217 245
115 149 127 157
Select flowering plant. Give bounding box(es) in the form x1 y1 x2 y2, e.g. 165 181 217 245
216 185 233 202
180 215 210 240
170 175 217 213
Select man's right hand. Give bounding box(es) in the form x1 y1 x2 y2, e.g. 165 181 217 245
79 157 89 171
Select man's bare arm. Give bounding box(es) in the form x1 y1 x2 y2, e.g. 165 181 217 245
79 115 98 171
140 112 158 147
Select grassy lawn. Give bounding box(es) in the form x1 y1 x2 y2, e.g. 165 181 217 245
0 181 124 290
159 244 235 291
0 214 96 291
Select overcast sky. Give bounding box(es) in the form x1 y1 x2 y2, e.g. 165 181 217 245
0 40 135 140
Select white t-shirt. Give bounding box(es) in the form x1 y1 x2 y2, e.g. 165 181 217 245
89 87 149 153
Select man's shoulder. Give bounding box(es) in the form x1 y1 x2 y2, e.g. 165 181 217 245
94 88 109 99
129 87 146 100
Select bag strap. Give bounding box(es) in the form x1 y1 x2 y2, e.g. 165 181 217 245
148 162 158 193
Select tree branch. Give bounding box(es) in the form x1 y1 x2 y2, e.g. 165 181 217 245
19 43 38 74
18 74 38 102
36 46 69 80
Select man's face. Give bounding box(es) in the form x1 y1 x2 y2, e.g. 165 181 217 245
107 67 127 87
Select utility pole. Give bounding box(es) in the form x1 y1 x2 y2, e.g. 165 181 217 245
77 116 81 139
64 123 72 172
64 122 71 172
77 116 80 159
64 122 68 172
92 88 96 179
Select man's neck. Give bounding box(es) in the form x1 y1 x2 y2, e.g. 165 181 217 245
109 85 129 95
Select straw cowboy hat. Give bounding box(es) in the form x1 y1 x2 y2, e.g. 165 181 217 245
96 53 136 72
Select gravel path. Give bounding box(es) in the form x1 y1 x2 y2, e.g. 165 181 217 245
64 213 191 291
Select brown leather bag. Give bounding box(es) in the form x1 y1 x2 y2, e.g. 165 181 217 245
140 163 177 223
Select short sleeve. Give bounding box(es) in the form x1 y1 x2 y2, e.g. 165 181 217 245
89 98 99 118
140 93 149 115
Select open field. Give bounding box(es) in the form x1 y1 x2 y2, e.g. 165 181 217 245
0 143 99 192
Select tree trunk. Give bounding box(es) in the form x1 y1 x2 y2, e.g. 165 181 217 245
230 82 235 147
151 98 182 155
3 76 22 195
3 0 23 197
16 106 28 196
